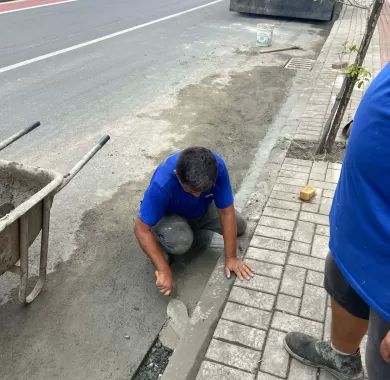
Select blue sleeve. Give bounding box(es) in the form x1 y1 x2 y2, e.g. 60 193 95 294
213 159 234 209
139 182 169 226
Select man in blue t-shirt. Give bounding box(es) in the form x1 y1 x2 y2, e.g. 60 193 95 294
134 147 254 296
284 63 390 379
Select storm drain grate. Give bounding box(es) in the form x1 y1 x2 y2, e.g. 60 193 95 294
285 57 315 71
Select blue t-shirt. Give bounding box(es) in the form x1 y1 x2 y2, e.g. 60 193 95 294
139 152 234 226
329 63 390 321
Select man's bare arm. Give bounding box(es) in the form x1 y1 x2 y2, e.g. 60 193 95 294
134 217 173 295
218 205 254 280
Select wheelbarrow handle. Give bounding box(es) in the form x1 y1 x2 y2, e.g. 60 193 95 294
56 134 110 193
0 121 41 152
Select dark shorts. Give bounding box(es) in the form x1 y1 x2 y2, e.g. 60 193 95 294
324 253 390 379
324 253 370 320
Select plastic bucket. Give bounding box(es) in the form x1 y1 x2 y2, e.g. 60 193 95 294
256 24 274 47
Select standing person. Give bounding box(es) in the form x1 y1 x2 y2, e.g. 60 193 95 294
284 63 390 379
134 147 254 296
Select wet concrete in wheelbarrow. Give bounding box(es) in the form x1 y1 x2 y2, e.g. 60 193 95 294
0 65 294 380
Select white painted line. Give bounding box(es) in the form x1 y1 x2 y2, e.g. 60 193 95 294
0 0 224 74
0 0 77 15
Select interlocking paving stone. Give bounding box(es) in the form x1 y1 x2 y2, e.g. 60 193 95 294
290 240 311 255
276 293 301 315
255 225 293 242
270 190 301 203
263 207 299 221
288 252 325 272
300 284 327 322
222 302 272 330
271 311 323 339
257 372 281 380
306 270 324 287
239 274 280 295
288 359 318 380
246 247 287 265
312 234 329 259
214 319 266 351
260 330 290 378
294 221 315 244
300 211 329 226
250 236 290 252
196 361 255 380
280 265 306 297
205 339 261 373
267 198 301 211
259 216 295 231
245 259 283 279
316 225 330 236
229 286 275 311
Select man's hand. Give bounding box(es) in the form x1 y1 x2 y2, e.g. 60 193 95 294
225 257 255 280
380 330 390 363
155 269 173 296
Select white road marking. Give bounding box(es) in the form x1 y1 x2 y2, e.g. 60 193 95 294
0 0 77 16
0 0 224 74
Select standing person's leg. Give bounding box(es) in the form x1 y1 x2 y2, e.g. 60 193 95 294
365 309 390 379
152 215 194 255
284 253 367 379
192 202 247 236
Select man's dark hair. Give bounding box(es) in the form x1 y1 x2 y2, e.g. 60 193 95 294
176 147 217 193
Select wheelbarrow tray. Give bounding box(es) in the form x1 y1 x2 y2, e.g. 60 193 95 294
0 160 62 275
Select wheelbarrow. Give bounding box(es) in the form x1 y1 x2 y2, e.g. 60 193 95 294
0 122 110 304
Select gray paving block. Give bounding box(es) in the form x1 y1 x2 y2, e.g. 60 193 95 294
263 207 299 221
270 190 301 203
205 339 261 373
273 183 303 194
255 225 293 242
277 176 308 187
276 293 301 315
281 165 311 175
300 211 329 226
316 225 330 236
309 180 337 191
197 361 255 380
288 358 318 380
300 284 327 322
214 319 266 351
259 216 295 231
280 265 306 297
239 274 280 295
290 240 311 255
302 202 320 213
271 311 323 339
306 270 324 287
279 170 309 180
260 330 290 378
312 234 329 259
284 158 313 167
257 372 281 380
222 302 271 330
246 259 283 279
229 286 275 311
250 236 290 252
319 197 333 215
288 253 325 272
267 198 301 211
294 221 315 244
246 247 287 265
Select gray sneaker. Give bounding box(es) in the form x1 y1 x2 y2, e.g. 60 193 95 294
284 332 364 380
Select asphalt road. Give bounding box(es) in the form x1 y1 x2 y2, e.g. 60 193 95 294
0 1 331 378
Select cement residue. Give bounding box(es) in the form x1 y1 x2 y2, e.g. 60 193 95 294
0 162 50 217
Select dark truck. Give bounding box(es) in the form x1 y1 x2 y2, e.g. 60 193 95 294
230 0 336 21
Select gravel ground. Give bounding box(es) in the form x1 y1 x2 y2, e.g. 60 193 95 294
132 339 173 380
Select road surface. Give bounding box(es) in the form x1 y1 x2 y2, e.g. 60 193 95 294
0 0 331 378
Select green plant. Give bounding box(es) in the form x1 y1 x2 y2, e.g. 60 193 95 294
343 64 372 88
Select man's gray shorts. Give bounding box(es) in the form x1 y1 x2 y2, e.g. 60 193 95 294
324 253 390 379
152 203 246 255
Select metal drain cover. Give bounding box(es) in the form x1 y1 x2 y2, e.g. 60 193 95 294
285 57 315 71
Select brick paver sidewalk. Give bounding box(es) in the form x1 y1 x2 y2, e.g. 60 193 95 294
196 2 389 380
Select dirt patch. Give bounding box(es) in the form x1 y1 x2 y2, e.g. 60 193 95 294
286 139 346 163
156 66 294 191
